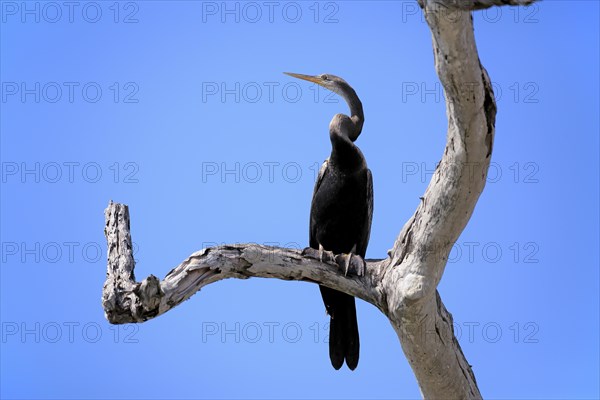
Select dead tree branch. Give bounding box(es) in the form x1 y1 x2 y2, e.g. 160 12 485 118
102 1 537 397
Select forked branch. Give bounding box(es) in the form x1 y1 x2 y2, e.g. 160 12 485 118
102 0 537 398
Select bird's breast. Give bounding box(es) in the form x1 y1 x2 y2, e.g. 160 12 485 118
310 168 369 254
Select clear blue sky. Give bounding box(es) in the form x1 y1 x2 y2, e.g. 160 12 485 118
1 1 599 399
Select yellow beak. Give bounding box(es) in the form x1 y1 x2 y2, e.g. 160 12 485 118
284 72 325 87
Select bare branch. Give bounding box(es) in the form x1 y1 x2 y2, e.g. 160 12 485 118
389 4 495 309
380 0 502 397
102 201 387 324
419 0 538 10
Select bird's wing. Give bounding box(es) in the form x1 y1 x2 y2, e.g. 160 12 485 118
356 168 373 258
313 158 329 195
309 159 329 249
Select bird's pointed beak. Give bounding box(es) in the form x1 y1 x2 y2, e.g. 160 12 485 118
284 72 324 86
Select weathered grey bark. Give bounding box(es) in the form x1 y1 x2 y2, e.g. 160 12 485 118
426 0 535 10
103 204 387 324
103 0 535 398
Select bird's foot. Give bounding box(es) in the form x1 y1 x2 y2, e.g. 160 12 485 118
301 247 336 264
334 253 366 277
301 247 365 277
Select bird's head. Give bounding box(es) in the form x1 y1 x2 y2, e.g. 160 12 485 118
284 72 353 102
284 72 364 141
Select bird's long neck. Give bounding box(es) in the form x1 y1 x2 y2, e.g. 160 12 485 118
342 86 364 139
328 85 365 171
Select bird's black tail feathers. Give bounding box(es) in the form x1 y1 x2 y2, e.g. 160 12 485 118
320 286 360 370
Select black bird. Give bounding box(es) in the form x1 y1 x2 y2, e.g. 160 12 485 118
285 72 373 371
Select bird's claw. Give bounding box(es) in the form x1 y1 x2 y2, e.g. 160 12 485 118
334 253 366 277
302 247 336 264
302 248 366 277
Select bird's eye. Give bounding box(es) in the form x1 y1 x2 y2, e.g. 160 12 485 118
321 74 329 81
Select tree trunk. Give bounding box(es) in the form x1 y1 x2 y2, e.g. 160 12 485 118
102 1 536 397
